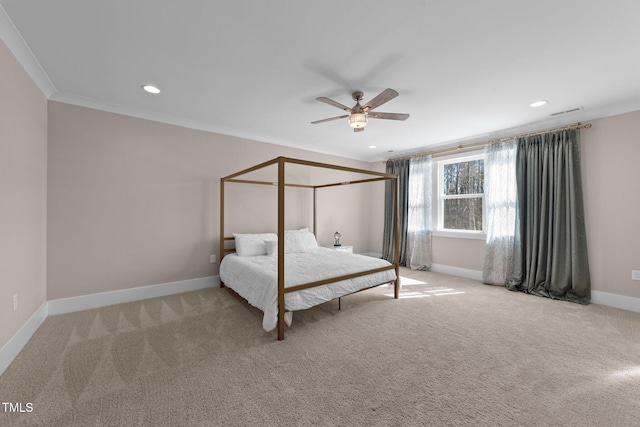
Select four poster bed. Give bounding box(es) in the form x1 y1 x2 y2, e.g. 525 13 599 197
219 157 400 340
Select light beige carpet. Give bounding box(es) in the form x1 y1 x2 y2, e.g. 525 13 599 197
2 268 640 426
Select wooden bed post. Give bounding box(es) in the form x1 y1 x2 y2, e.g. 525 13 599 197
393 175 400 299
313 187 317 236
277 157 286 340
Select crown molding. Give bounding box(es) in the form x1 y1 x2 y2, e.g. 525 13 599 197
48 91 370 162
377 100 640 163
0 4 56 97
0 8 359 161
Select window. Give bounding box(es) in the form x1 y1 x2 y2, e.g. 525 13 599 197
437 154 484 232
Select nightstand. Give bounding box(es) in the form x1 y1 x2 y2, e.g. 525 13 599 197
327 245 353 254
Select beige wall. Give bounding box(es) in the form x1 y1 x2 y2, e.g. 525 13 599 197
0 40 48 349
582 111 640 297
365 180 386 254
47 102 383 300
50 106 631 301
431 236 485 271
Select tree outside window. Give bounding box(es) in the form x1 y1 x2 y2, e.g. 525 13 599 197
438 155 484 231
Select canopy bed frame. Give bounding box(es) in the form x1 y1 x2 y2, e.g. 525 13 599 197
219 156 400 340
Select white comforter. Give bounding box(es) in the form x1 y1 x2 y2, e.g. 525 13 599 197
219 247 396 331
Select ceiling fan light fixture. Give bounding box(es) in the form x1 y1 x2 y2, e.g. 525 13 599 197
348 112 368 128
312 89 407 131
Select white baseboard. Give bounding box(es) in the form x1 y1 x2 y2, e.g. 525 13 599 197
428 268 640 313
1 276 218 376
0 302 48 376
430 263 483 281
591 291 640 313
49 276 219 315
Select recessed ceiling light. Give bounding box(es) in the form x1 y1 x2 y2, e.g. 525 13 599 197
529 100 547 107
369 145 377 149
143 84 160 94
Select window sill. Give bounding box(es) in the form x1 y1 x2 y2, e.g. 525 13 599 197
432 230 486 240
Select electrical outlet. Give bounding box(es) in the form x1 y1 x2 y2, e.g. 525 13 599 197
13 294 18 311
632 270 640 281
210 254 216 263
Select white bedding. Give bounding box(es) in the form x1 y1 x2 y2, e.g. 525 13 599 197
219 247 397 331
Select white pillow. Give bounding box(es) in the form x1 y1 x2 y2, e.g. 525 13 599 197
263 231 318 257
285 227 309 233
233 233 277 257
264 240 278 257
285 231 317 253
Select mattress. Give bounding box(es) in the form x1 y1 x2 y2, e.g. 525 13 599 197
219 247 397 331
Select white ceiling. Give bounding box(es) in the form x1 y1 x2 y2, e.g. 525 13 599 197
2 1 639 162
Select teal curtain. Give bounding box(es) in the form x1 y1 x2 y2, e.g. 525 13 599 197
507 130 591 304
383 158 409 264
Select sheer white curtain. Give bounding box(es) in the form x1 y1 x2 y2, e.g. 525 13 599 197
406 154 432 270
483 140 517 285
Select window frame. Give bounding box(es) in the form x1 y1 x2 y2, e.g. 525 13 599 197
434 153 486 239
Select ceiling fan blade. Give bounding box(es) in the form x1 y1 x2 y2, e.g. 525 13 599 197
368 112 410 121
354 127 365 133
362 88 399 111
311 115 349 124
316 97 352 112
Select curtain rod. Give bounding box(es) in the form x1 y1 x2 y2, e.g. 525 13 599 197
384 122 592 163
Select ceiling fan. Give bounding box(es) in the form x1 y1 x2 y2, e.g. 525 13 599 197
311 88 409 132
